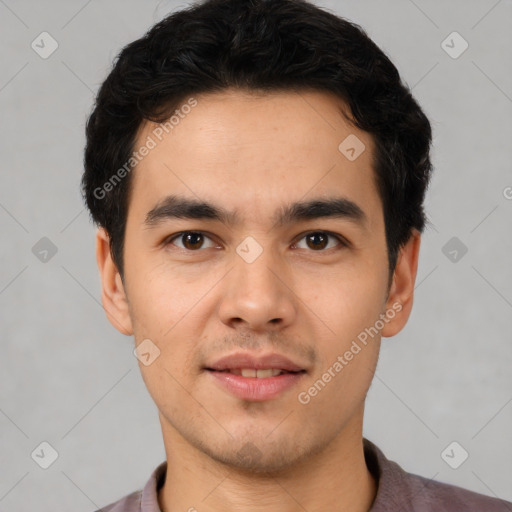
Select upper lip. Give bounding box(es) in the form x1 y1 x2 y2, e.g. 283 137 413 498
205 352 306 372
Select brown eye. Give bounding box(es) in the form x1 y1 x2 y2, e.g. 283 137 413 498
306 232 328 250
167 231 215 250
295 231 346 251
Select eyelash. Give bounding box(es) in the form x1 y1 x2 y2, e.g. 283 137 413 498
164 230 349 252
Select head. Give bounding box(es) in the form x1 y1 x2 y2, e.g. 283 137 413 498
83 0 432 474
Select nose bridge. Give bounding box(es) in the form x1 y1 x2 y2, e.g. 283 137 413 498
218 237 296 330
235 240 279 292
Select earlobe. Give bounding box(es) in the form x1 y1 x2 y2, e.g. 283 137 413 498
381 230 421 338
96 227 133 336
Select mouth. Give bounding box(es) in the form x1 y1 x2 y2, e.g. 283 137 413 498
204 367 307 401
203 352 308 401
206 368 306 377
204 351 307 373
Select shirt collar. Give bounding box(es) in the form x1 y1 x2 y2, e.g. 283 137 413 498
139 438 400 512
140 459 166 511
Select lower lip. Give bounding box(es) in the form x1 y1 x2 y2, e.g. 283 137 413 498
207 370 306 402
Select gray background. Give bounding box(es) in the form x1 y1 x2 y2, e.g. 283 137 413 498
1 0 511 510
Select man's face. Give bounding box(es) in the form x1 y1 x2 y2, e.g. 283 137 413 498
100 89 417 473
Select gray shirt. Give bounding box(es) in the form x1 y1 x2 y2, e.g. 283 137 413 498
95 439 511 511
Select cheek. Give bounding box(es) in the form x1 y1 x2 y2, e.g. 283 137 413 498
126 256 205 334
302 263 387 337
303 285 383 414
138 358 188 425
127 259 212 378
301 263 386 398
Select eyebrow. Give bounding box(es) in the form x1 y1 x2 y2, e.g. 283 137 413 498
143 194 368 231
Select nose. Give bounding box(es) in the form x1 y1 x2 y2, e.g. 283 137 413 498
217 246 297 333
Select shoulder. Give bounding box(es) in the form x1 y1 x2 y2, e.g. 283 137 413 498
400 470 512 511
92 460 167 512
92 490 142 512
364 439 512 512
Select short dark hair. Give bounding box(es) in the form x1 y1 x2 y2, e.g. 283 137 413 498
82 0 433 283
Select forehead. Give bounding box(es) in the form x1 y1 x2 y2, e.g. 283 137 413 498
128 88 380 228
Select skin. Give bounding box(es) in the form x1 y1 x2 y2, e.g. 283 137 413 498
96 88 420 512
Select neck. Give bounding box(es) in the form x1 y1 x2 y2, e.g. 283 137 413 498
157 413 377 512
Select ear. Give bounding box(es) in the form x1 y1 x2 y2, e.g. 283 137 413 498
96 227 133 336
381 229 421 338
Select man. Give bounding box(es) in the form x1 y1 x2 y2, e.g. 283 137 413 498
82 0 512 510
